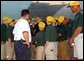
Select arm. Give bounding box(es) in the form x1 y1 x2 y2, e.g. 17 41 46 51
8 38 12 47
69 26 82 47
23 31 30 48
71 26 82 39
71 14 83 38
34 34 38 44
70 14 83 47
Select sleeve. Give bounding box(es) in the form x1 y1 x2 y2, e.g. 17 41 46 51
45 27 51 41
78 14 83 27
66 23 73 38
21 21 30 32
7 26 12 38
35 33 38 42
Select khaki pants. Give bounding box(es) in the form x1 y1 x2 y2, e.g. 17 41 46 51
1 41 15 60
36 46 45 60
58 40 70 60
31 45 36 60
45 42 58 60
6 41 15 60
1 41 6 60
11 42 16 60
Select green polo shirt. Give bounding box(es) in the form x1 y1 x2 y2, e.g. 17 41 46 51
67 21 73 37
72 12 83 33
1 23 7 42
45 25 57 42
6 25 14 41
57 25 68 41
35 30 45 46
6 25 9 40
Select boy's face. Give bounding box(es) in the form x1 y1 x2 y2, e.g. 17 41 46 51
56 21 60 26
39 28 44 31
62 18 69 25
36 17 41 23
3 21 6 24
31 20 35 25
9 22 14 26
3 20 9 25
52 23 56 26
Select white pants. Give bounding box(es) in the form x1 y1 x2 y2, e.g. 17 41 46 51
45 42 58 60
74 33 83 59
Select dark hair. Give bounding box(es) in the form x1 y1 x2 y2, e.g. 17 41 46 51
21 9 29 16
12 19 15 22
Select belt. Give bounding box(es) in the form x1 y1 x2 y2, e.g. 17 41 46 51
20 39 26 42
14 40 31 44
14 39 26 42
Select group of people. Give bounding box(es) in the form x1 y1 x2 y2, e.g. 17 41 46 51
1 17 17 60
1 1 83 60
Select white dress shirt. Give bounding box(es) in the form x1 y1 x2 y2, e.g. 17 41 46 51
13 18 32 43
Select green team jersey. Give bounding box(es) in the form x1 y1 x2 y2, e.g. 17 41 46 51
35 30 45 46
72 12 83 33
45 25 57 42
6 25 14 41
1 23 7 42
56 25 69 41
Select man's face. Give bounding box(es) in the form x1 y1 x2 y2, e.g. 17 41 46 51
25 14 29 20
70 5 80 13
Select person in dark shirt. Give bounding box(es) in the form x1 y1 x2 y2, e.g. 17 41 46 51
35 22 46 60
1 23 7 43
57 16 70 60
1 21 7 59
1 16 11 60
34 16 42 35
6 19 16 60
30 19 36 38
30 18 36 59
34 21 39 35
45 16 58 60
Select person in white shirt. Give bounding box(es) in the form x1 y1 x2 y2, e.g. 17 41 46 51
13 9 32 60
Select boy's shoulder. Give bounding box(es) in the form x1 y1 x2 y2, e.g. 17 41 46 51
1 23 6 27
46 25 52 29
37 30 45 34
